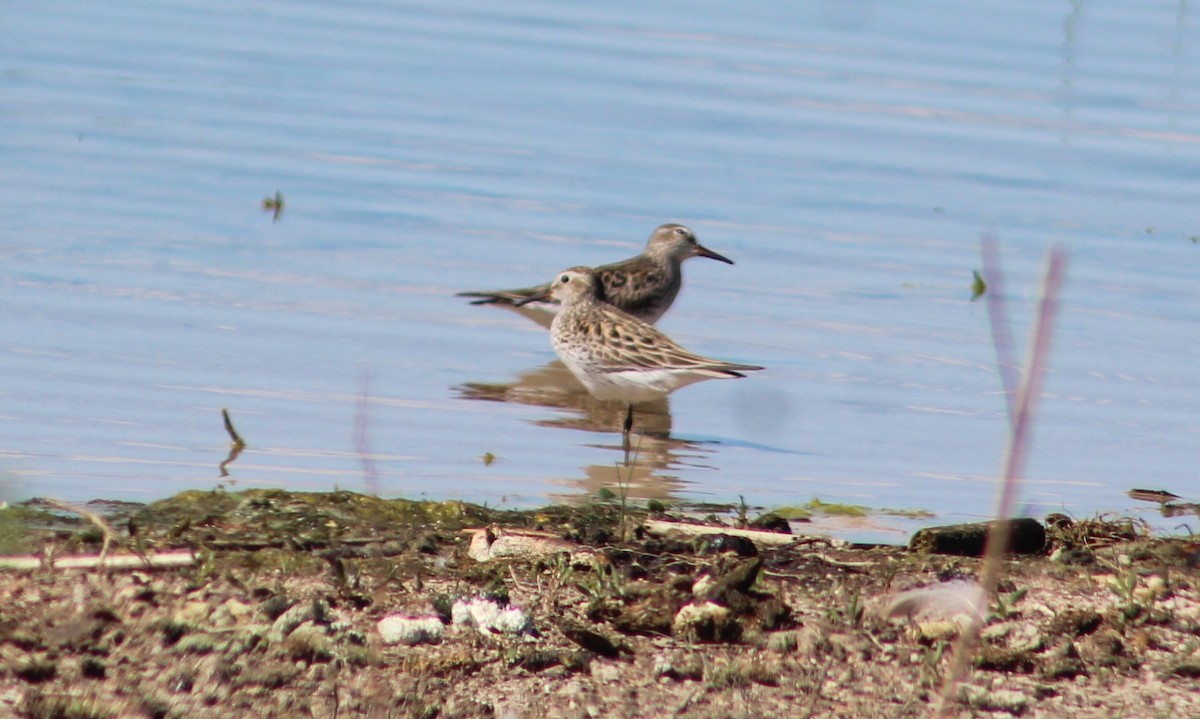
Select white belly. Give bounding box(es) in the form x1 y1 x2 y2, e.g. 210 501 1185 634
565 364 716 404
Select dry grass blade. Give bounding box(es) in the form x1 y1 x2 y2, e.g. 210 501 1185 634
934 243 1068 718
42 498 115 569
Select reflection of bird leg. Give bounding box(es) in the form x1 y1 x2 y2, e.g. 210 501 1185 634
623 403 634 465
219 408 247 478
219 442 244 478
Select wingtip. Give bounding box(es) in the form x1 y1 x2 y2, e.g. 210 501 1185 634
729 364 765 377
457 291 512 306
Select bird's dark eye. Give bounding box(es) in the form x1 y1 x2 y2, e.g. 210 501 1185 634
561 275 570 283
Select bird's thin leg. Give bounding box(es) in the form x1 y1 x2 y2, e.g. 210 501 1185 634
623 403 634 465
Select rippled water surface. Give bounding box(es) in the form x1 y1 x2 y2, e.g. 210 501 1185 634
3 0 1199 540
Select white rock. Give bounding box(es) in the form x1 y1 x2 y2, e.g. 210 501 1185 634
377 615 445 645
451 597 532 636
672 601 735 642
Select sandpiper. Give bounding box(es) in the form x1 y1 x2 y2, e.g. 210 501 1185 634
457 224 733 326
520 266 762 457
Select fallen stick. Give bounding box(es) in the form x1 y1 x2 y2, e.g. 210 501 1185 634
462 527 585 562
643 519 824 547
0 551 196 571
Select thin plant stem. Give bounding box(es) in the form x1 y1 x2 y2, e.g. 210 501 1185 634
356 366 380 497
980 233 1019 422
934 245 1067 718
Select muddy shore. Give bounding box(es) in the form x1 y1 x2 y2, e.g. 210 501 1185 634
0 489 1197 718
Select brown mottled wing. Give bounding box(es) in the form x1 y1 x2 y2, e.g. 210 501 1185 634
582 304 763 374
594 256 673 317
456 282 552 306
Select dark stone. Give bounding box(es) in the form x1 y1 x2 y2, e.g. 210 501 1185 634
81 656 107 679
757 598 794 631
1046 608 1102 638
694 533 758 557
748 513 792 534
974 645 1035 673
558 621 625 658
14 656 57 683
713 557 763 595
1042 641 1087 680
610 594 680 636
909 518 1046 557
625 562 649 581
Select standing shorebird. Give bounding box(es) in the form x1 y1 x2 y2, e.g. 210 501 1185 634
457 224 733 327
520 266 763 459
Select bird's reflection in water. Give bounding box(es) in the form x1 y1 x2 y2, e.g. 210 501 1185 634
456 360 708 500
489 303 557 330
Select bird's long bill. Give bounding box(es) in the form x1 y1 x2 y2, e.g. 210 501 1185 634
512 287 553 306
695 243 734 265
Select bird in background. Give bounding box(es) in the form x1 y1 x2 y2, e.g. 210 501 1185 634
519 266 763 460
457 224 733 328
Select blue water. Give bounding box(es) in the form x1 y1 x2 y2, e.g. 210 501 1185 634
3 0 1199 540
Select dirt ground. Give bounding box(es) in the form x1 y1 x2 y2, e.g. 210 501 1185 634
0 489 1197 719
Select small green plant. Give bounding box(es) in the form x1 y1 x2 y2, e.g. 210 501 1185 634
918 640 949 689
1108 565 1137 603
614 463 633 542
990 586 1028 620
845 589 865 628
805 498 868 517
339 643 375 668
705 656 781 688
1103 553 1164 625
601 436 641 542
0 504 28 554
825 583 864 628
735 496 750 527
577 562 627 601
547 553 575 587
971 269 987 301
261 190 285 221
704 660 749 689
22 691 113 719
775 498 872 518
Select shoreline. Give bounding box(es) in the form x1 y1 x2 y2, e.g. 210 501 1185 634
1 488 1197 718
